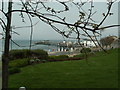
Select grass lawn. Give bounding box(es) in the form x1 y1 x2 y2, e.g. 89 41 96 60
0 61 1 89
8 49 118 88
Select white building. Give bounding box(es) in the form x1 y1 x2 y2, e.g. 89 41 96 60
82 40 98 48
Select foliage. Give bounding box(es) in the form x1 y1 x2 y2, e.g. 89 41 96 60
48 55 69 61
9 58 29 68
9 49 30 60
73 53 86 58
9 49 48 61
8 49 118 88
1 0 119 88
8 67 21 75
30 49 48 60
100 36 117 47
29 59 47 64
80 48 91 53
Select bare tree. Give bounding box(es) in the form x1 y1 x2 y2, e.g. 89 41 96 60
1 1 12 89
0 0 119 89
100 35 117 48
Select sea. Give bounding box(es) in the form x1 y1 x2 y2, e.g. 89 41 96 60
0 39 76 59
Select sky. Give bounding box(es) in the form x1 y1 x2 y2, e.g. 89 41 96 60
0 0 119 40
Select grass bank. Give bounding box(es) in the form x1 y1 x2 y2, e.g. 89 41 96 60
8 49 118 88
0 61 2 89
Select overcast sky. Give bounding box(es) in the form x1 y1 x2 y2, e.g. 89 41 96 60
0 1 119 40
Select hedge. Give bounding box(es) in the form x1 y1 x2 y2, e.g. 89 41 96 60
8 67 21 75
9 58 29 68
8 49 48 61
48 55 69 60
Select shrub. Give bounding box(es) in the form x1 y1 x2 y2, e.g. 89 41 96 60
31 49 48 60
9 58 29 68
9 49 48 61
73 52 93 59
80 48 91 53
48 55 69 61
9 67 21 75
9 49 30 60
73 53 85 58
57 55 69 59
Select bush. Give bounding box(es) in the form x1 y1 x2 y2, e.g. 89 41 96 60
9 67 21 75
9 58 29 68
31 49 48 60
57 55 69 59
80 48 91 53
73 52 93 59
9 49 30 60
73 53 85 58
9 49 48 61
48 55 69 61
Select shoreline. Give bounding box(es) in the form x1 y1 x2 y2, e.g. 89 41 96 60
48 51 80 57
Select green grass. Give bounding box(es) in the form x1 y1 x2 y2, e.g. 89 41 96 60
0 61 1 89
8 49 118 88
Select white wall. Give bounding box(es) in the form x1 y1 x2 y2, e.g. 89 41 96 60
83 41 98 47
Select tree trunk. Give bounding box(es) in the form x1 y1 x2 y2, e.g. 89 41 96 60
2 1 12 89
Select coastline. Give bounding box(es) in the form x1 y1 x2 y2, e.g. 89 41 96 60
48 51 80 57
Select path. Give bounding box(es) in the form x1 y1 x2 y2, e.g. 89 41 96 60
48 51 80 56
